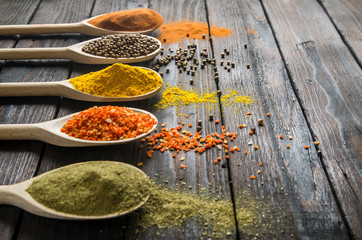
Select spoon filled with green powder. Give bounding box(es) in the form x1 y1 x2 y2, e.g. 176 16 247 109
0 161 151 220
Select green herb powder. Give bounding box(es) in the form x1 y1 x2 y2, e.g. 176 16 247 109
26 161 150 216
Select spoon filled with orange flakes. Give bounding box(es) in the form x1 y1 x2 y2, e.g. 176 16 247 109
0 106 157 147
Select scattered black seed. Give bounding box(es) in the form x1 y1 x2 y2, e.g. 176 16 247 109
209 114 214 120
251 127 256 133
197 120 202 126
217 90 222 95
202 34 206 39
190 79 194 85
166 68 170 73
244 43 247 49
258 119 264 126
247 63 250 69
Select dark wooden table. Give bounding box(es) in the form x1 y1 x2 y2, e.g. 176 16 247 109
0 0 361 239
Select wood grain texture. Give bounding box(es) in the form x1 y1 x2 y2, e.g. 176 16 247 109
206 0 351 239
13 0 235 239
0 0 40 48
261 0 362 238
318 0 362 64
0 0 95 240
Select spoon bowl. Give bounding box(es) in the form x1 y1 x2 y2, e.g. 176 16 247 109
0 161 150 220
0 67 163 102
0 11 163 36
0 107 158 147
0 34 162 64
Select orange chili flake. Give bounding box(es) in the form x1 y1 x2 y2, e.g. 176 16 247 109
238 124 243 128
304 145 309 149
249 131 254 135
254 145 259 150
225 155 230 159
250 175 255 180
214 160 218 164
230 147 235 152
286 145 290 149
172 153 177 158
217 157 222 161
188 123 193 127
185 114 189 118
146 150 154 158
259 162 263 166
61 106 157 141
280 134 283 139
267 112 271 117
215 120 220 124
180 164 187 169
244 150 248 155
137 162 143 167
247 112 252 115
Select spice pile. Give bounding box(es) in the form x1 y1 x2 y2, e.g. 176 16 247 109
158 21 232 43
61 106 157 141
69 63 162 97
153 43 239 84
142 120 237 164
26 161 150 216
82 33 160 58
153 85 254 111
88 9 163 32
132 184 286 239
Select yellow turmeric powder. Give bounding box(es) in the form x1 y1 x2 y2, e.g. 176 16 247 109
154 85 254 110
69 63 162 97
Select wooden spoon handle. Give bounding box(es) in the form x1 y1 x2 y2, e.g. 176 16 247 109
0 47 71 60
0 184 23 205
0 82 62 96
0 124 41 140
0 22 83 35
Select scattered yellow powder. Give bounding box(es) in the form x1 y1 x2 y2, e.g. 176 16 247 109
154 85 254 110
158 21 232 43
69 63 162 97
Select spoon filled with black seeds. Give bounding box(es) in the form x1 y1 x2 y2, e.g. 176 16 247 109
0 33 161 64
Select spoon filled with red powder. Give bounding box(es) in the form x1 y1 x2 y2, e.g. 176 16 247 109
0 8 163 36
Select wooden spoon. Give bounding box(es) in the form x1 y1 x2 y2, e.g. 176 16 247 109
0 69 163 102
0 13 161 36
0 161 150 220
0 35 162 64
0 107 157 147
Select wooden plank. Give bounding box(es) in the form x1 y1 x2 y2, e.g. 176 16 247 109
14 0 236 239
0 0 40 48
206 0 351 239
261 0 362 238
317 0 362 63
0 0 96 240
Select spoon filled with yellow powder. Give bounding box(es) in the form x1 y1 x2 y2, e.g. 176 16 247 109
0 63 163 102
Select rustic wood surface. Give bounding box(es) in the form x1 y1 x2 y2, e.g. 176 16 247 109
0 0 360 239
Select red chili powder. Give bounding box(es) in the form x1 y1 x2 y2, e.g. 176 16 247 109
158 21 232 43
88 9 163 32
